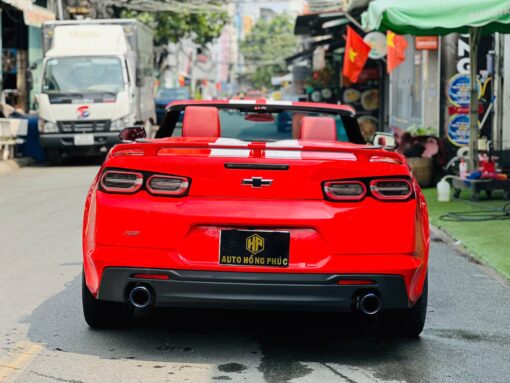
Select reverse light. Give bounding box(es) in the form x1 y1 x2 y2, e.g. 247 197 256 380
370 179 412 200
100 170 143 193
324 181 366 201
147 175 189 196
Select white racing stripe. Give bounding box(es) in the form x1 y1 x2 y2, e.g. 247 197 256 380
266 139 302 148
265 150 302 159
210 149 251 157
211 137 250 146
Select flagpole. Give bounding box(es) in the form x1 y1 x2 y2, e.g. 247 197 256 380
345 12 365 32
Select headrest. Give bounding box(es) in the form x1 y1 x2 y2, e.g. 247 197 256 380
182 106 220 137
299 116 337 141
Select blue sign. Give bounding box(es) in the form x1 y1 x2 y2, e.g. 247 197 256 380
447 73 481 107
447 114 470 146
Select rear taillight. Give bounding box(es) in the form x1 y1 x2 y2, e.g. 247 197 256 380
323 181 366 201
147 175 189 196
370 179 412 200
100 171 143 193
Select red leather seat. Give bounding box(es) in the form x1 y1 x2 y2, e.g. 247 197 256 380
182 106 221 137
299 116 337 141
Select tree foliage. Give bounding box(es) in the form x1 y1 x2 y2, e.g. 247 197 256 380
240 15 297 89
121 5 229 47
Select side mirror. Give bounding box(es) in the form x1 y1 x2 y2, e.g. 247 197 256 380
373 132 396 150
119 127 146 142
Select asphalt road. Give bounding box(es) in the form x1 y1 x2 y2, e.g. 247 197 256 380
1 163 509 383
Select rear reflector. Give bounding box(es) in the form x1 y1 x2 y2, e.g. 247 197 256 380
370 179 412 200
147 175 189 196
337 279 375 285
100 171 143 193
132 273 170 280
324 181 366 201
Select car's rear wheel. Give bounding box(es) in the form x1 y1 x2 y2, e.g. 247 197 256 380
82 272 133 329
382 274 428 337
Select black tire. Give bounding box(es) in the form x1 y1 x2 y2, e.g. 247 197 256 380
382 275 428 337
82 272 133 329
45 149 63 166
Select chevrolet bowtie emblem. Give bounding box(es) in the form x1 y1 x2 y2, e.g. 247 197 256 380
242 177 273 188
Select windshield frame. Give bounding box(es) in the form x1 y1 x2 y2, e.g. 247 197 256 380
157 102 364 144
41 55 127 95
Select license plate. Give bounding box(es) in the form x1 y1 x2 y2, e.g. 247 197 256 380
219 230 290 267
74 134 94 146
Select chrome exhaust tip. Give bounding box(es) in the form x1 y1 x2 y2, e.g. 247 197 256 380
129 285 152 308
358 293 382 315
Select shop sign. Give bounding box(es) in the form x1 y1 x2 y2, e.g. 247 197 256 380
447 114 471 146
363 32 387 60
24 5 56 28
448 105 484 115
2 0 32 11
415 36 438 50
447 73 481 107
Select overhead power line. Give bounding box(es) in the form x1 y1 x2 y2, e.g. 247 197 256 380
104 0 226 14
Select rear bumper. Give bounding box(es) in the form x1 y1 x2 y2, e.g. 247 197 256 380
40 132 120 152
97 268 411 311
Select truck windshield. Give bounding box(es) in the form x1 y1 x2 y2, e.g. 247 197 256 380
42 57 124 94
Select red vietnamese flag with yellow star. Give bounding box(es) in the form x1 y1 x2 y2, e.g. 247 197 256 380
342 26 371 83
387 31 408 73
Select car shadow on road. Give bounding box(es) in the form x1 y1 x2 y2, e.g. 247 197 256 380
26 275 434 383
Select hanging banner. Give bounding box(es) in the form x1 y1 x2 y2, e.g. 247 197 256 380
24 5 56 28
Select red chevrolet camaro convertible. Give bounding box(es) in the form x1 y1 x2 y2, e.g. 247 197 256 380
82 100 429 336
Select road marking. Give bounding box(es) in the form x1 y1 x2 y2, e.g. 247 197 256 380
0 341 43 382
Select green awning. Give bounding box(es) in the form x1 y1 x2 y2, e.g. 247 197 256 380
362 0 510 36
362 0 510 171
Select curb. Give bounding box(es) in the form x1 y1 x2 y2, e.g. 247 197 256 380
0 157 35 177
430 225 510 287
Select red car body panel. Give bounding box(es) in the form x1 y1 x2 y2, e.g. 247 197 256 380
83 101 429 311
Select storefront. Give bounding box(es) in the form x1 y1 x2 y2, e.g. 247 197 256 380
289 9 387 136
388 35 441 134
1 0 55 112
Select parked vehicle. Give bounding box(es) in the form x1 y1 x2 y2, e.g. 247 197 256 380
37 19 156 164
155 87 190 124
82 100 429 337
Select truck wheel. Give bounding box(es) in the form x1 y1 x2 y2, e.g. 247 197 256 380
382 275 428 337
45 149 63 166
82 272 133 329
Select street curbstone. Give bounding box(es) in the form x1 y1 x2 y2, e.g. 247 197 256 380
430 225 510 287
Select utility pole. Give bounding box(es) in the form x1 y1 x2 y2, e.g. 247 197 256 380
57 0 64 19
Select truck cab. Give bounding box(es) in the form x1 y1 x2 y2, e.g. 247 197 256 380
37 20 155 164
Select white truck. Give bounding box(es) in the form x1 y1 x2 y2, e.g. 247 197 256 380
37 19 156 164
